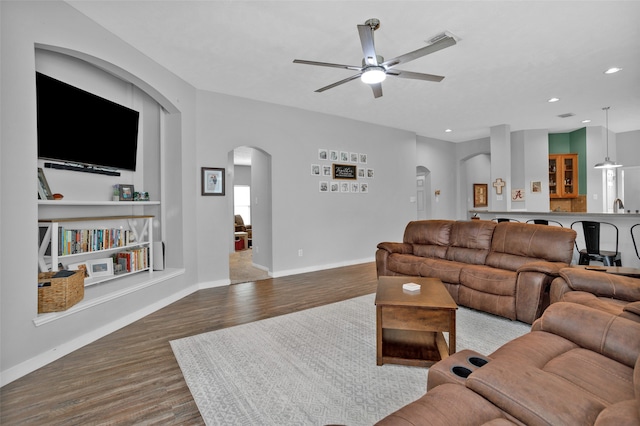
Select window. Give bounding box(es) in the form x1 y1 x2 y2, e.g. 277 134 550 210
234 185 251 225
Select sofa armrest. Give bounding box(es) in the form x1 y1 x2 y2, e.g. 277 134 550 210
532 302 640 367
557 268 640 302
517 261 566 276
376 242 413 254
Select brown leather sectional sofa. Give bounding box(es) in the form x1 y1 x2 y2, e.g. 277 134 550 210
376 220 577 324
376 301 640 425
551 266 640 320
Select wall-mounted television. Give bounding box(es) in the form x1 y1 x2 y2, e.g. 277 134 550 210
36 72 140 172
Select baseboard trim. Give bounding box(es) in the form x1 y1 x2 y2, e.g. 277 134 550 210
2 283 196 387
271 257 374 278
198 279 231 289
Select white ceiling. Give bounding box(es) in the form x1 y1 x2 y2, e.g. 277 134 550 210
67 1 640 144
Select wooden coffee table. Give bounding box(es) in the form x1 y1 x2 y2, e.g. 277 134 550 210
375 276 457 367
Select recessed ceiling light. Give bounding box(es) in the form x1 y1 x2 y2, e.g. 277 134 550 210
548 97 560 103
604 67 622 74
582 119 591 124
445 129 452 133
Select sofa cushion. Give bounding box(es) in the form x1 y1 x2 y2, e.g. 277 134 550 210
556 290 628 316
487 223 576 268
467 359 608 426
558 268 640 302
445 221 495 265
533 302 640 368
543 348 635 405
403 220 453 246
460 265 517 297
375 383 510 426
418 258 464 284
387 254 426 276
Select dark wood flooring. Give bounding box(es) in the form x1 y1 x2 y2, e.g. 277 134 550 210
0 263 378 425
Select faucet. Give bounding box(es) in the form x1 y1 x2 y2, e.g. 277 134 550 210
614 198 624 212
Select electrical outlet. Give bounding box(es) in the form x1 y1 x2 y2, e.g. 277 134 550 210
298 249 303 257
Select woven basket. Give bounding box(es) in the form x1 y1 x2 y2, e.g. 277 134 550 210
38 267 85 313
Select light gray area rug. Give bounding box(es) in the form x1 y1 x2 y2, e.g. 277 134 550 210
171 293 530 426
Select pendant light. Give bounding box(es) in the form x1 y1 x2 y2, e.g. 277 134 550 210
594 106 622 169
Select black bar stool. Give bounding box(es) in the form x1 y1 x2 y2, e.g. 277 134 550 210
526 219 563 227
570 221 621 266
491 218 520 223
632 224 640 261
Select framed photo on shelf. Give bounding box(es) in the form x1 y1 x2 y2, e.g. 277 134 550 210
37 167 54 200
201 167 225 196
473 183 488 208
118 184 135 201
86 258 114 278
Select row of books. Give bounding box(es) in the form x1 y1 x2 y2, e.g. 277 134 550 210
115 247 149 273
58 227 135 256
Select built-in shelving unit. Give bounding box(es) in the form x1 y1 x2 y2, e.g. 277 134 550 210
35 199 181 324
549 153 578 198
38 215 153 286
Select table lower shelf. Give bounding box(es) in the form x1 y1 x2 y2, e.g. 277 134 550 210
378 328 450 367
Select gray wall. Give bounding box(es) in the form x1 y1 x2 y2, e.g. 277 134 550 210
1 0 197 384
195 90 417 279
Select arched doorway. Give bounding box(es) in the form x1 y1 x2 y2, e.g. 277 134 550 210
229 146 273 284
416 166 431 220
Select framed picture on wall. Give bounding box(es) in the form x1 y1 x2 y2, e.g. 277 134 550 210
473 183 488 207
201 167 225 196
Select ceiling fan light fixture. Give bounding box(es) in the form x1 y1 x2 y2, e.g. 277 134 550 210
361 67 386 84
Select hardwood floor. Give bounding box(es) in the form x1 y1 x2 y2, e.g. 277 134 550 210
0 263 378 425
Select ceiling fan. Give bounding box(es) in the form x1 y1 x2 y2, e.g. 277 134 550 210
293 18 456 98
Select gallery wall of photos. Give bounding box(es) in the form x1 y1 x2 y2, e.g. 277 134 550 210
312 149 374 194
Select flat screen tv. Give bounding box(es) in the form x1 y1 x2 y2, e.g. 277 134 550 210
36 72 140 171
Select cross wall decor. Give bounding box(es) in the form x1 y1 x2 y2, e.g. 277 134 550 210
493 178 505 195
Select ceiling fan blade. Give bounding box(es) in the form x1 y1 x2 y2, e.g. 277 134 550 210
293 59 361 71
386 69 445 82
357 24 378 65
382 36 456 68
315 74 362 93
370 83 383 98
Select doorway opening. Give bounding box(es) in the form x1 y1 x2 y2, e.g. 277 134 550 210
229 146 272 284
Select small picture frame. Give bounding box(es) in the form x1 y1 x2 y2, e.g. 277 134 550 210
329 150 338 161
311 164 320 176
322 165 331 176
340 151 349 162
473 183 488 208
330 182 339 192
350 152 359 163
359 153 367 164
117 184 135 201
367 168 375 178
531 181 542 193
318 149 328 160
319 181 329 192
37 168 54 200
201 167 225 196
86 258 114 278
